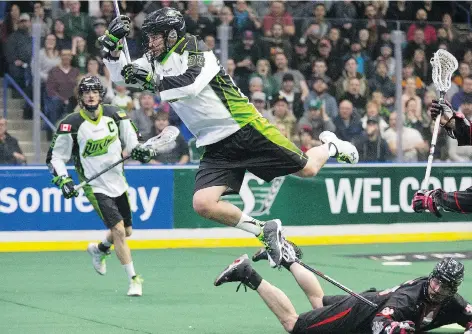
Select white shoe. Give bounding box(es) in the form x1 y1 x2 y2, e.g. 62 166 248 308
319 131 359 164
87 243 109 275
127 275 143 296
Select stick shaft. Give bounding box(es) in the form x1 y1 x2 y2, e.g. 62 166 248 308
74 156 131 191
295 259 378 308
112 0 131 64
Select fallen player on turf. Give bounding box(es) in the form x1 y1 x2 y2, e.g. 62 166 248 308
215 242 471 333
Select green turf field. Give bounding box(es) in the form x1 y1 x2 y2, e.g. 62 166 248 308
0 241 470 334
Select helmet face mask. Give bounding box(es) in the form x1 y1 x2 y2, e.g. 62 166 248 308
78 76 104 114
426 257 464 303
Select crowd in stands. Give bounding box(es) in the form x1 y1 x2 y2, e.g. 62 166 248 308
1 0 472 165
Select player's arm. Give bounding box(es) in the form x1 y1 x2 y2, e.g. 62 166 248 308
45 122 78 199
445 295 472 333
158 37 221 101
430 99 472 146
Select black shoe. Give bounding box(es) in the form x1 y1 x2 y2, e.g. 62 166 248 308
258 219 283 267
252 240 303 265
214 254 252 287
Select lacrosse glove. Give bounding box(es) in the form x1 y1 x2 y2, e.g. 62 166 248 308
131 145 154 163
98 15 131 52
52 176 79 199
121 64 156 91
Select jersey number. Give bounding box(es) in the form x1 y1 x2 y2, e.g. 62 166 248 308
188 54 205 67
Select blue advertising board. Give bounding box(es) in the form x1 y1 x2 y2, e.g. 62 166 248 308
0 167 174 231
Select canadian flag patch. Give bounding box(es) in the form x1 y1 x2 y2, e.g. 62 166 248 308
60 124 72 132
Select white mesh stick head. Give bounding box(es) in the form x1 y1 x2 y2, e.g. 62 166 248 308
143 125 180 150
430 49 458 97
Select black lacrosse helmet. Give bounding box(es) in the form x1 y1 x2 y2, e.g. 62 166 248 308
426 257 464 302
78 76 104 112
141 7 186 62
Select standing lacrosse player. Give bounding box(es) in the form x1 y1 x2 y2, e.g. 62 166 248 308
216 243 471 334
99 9 359 268
46 76 155 296
413 98 472 216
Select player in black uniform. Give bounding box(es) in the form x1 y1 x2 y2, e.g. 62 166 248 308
412 99 472 216
214 242 471 333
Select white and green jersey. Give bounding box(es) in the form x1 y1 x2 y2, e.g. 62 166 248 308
46 105 140 197
104 34 262 148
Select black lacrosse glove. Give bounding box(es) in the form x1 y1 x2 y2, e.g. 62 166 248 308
430 99 455 127
98 15 131 52
121 64 156 91
131 145 154 163
52 176 79 199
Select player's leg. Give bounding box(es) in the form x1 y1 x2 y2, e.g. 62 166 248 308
193 170 283 267
214 255 299 333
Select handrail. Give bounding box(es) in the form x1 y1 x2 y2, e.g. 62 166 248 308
3 74 55 130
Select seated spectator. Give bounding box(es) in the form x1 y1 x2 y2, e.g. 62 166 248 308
401 77 422 115
251 91 272 122
71 36 90 74
327 27 349 61
368 60 395 108
330 0 357 41
298 99 336 145
302 22 323 56
361 101 389 134
371 90 392 120
32 1 52 38
270 95 297 141
61 1 93 40
273 52 309 101
335 58 369 100
398 62 425 91
405 28 432 61
404 97 429 137
0 117 26 165
263 23 293 66
386 1 414 30
317 38 343 82
263 1 295 37
99 1 115 25
347 37 373 79
249 59 279 98
333 100 363 142
412 49 431 85
422 89 437 115
361 3 387 39
83 57 114 102
451 76 472 110
453 62 471 88
304 77 338 119
226 58 242 87
310 59 333 92
353 117 392 162
112 84 133 113
407 9 437 45
340 77 367 116
88 18 107 58
231 0 261 40
184 1 216 38
130 92 156 140
37 34 60 85
45 49 80 138
274 73 304 120
249 76 264 95
53 18 71 51
149 112 189 165
382 112 428 162
232 30 263 95
299 128 316 152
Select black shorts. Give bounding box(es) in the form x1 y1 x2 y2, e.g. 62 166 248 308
292 295 373 334
194 117 308 194
87 191 132 229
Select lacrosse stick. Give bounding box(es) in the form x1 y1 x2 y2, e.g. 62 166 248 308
74 126 180 191
113 0 131 64
421 50 458 190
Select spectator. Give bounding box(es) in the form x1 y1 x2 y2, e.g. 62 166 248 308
401 77 422 115
149 112 189 165
316 38 343 81
231 0 261 40
226 58 242 87
421 0 444 23
386 1 414 30
330 1 357 41
440 12 458 42
1 4 20 43
131 92 156 140
302 22 323 56
45 49 80 138
61 1 93 40
361 101 389 134
273 53 309 101
214 6 234 31
453 62 471 88
5 13 32 97
451 76 472 110
270 95 297 141
404 97 429 137
251 91 272 122
298 98 336 145
83 57 113 102
360 3 387 45
88 18 107 58
292 38 312 78
341 77 368 116
335 58 369 100
184 1 216 38
263 23 292 66
53 19 71 51
368 60 395 107
112 84 133 113
333 100 363 142
327 27 349 61
71 36 90 74
353 117 392 162
405 28 432 61
36 33 60 85
310 59 332 89
382 112 428 162
232 30 262 95
274 73 304 120
407 9 437 45
412 49 431 85
0 117 26 165
298 128 315 152
248 76 264 95
422 90 437 115
375 43 395 77
311 3 330 38
371 90 392 120
249 59 279 98
358 29 372 56
305 77 338 119
99 1 115 25
263 1 295 37
32 1 52 38
399 62 425 91
346 37 374 78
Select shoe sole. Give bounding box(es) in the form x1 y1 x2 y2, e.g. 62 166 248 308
87 245 106 276
265 219 283 268
214 254 249 286
319 132 358 164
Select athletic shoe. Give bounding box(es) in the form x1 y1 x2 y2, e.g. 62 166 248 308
319 131 359 164
127 275 143 296
252 240 303 267
214 254 252 287
258 219 283 268
87 243 110 275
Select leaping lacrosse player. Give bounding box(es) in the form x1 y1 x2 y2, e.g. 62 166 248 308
99 8 359 268
215 241 471 334
46 76 156 296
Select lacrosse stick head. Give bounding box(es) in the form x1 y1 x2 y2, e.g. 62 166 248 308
143 125 180 153
430 49 458 103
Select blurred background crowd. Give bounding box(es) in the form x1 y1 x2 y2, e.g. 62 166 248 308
1 0 472 165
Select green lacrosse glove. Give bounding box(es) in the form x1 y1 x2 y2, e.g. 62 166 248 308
131 145 154 163
121 64 156 91
52 176 79 199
